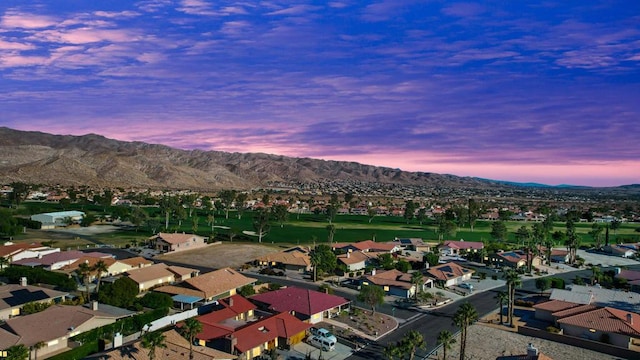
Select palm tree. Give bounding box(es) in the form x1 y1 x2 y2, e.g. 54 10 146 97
452 302 478 360
0 256 9 270
504 269 522 327
93 260 109 295
383 343 403 360
411 272 424 300
310 251 320 282
326 224 336 243
436 330 456 360
75 262 92 302
30 341 45 360
141 331 166 360
401 330 426 360
180 318 203 360
494 290 509 324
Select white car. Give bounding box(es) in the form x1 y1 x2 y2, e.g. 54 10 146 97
459 283 473 291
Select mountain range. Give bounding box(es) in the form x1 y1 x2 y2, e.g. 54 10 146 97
0 127 627 193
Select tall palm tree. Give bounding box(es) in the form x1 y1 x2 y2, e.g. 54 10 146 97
400 330 426 360
0 256 9 270
436 330 456 360
383 343 403 360
452 302 478 360
494 290 509 324
75 262 92 302
180 318 203 360
141 331 166 360
504 269 522 327
30 341 46 360
411 272 424 300
93 260 109 295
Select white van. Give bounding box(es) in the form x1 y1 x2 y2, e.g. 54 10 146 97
308 335 336 351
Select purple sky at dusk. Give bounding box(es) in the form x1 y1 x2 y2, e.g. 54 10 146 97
1 1 639 187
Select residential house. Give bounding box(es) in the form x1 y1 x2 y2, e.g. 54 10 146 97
197 310 310 360
489 250 542 269
426 262 474 287
11 250 112 271
549 285 640 313
87 329 237 360
557 307 640 349
549 249 570 264
154 268 257 306
439 241 484 256
0 303 134 359
254 247 312 272
391 238 438 253
337 251 372 272
0 280 69 320
151 232 208 254
532 299 598 323
0 242 53 263
125 263 200 292
332 240 400 254
362 269 433 298
603 244 636 258
250 286 350 324
9 246 60 263
615 269 640 293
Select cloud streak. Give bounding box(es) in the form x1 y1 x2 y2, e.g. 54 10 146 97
0 0 638 187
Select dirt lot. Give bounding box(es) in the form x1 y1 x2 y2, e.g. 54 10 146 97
444 323 619 360
156 242 283 269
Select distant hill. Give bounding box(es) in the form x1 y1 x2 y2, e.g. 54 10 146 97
0 127 501 191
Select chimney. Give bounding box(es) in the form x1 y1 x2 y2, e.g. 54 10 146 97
371 269 376 276
347 252 350 258
627 313 633 325
226 334 237 353
526 343 538 357
20 277 27 286
92 301 98 311
229 297 234 307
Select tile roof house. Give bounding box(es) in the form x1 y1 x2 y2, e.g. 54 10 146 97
11 250 112 270
391 238 438 253
489 250 542 269
551 285 640 313
439 240 484 256
557 307 640 349
337 251 372 272
0 303 132 358
0 242 50 263
250 286 350 324
332 240 400 253
198 311 311 360
532 299 597 323
154 268 256 303
362 269 433 298
0 282 69 320
86 329 237 360
254 247 312 272
426 262 474 287
125 263 200 292
549 249 570 264
151 232 208 254
615 269 640 293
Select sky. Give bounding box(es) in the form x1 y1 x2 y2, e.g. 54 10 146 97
1 1 639 187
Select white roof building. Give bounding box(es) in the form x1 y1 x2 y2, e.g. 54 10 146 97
30 211 85 226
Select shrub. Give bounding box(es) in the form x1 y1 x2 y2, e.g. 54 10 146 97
550 277 565 289
491 275 498 280
139 292 173 309
546 326 561 333
478 272 487 280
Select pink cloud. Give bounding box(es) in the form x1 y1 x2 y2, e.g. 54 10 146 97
0 12 57 29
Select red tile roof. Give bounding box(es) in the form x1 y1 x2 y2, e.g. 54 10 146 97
155 232 205 245
364 269 426 290
441 241 484 250
232 312 310 353
199 295 257 325
250 286 349 317
557 307 640 337
551 304 598 318
426 262 474 281
0 242 45 258
333 240 396 252
533 300 581 313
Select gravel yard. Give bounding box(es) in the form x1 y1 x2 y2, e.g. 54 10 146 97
156 242 283 269
443 323 619 360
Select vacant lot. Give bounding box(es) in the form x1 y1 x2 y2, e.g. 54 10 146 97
156 242 283 269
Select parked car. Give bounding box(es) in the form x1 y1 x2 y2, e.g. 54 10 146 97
308 335 336 351
310 327 337 343
459 283 473 291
